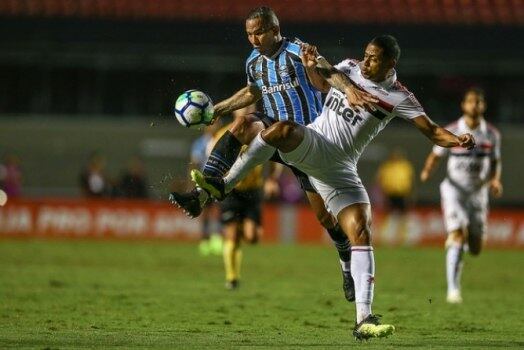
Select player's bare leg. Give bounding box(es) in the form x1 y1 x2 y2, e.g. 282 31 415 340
337 203 394 339
338 203 395 340
445 228 466 303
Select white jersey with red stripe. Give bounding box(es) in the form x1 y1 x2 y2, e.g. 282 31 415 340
308 59 425 164
279 59 425 216
433 117 501 193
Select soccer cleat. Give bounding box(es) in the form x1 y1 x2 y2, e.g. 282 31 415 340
169 188 205 218
342 270 356 302
191 169 226 200
447 290 463 304
353 314 395 340
225 280 239 290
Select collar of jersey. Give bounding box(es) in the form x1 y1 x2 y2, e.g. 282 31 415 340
262 38 287 61
459 116 487 133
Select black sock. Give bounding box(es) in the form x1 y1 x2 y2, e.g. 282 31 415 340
327 224 351 262
203 131 242 177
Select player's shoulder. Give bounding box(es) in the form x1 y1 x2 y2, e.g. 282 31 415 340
443 120 460 132
391 80 417 100
284 37 302 57
486 121 501 138
336 58 360 68
391 80 424 110
246 49 261 66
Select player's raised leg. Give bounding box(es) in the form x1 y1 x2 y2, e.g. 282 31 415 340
194 121 355 300
170 113 264 218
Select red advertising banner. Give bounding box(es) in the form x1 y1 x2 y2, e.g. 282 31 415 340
1 198 523 248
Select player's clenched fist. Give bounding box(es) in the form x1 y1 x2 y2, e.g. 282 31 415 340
458 133 475 149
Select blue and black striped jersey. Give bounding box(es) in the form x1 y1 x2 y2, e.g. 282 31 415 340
245 38 323 125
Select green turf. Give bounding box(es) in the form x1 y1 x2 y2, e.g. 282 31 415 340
0 239 523 349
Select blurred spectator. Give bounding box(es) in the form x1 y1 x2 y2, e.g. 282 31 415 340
119 156 148 198
376 148 414 213
79 152 110 197
0 154 22 197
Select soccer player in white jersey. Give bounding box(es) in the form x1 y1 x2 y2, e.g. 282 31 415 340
193 35 475 340
420 88 502 304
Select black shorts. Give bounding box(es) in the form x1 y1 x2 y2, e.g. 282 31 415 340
251 112 316 193
219 189 262 225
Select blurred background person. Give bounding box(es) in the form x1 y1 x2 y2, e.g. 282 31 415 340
118 155 148 198
420 87 502 304
213 105 281 289
377 148 415 214
0 154 22 198
190 122 223 256
79 151 111 198
376 148 415 244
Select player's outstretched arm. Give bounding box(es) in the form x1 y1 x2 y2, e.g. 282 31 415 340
420 152 441 182
212 85 262 122
411 115 476 149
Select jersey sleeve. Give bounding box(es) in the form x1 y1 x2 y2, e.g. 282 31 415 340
334 59 353 76
491 129 502 160
394 93 425 120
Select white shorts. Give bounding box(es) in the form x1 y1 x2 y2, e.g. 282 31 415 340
440 179 488 237
279 126 369 217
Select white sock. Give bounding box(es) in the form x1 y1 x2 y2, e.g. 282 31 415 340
351 246 375 323
224 133 275 193
446 241 464 294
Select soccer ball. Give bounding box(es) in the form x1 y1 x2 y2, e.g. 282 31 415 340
174 90 214 128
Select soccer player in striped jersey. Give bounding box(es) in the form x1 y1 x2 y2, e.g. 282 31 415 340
192 36 476 340
420 88 502 304
170 6 375 303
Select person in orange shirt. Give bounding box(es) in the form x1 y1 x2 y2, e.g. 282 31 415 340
377 148 414 213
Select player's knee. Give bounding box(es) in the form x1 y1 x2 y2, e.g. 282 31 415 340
350 216 372 245
229 114 256 143
262 121 297 147
448 229 465 244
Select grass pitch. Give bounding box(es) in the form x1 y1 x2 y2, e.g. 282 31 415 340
0 239 523 349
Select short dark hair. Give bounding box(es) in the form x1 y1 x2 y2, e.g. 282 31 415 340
370 35 401 62
247 6 279 28
463 87 485 100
